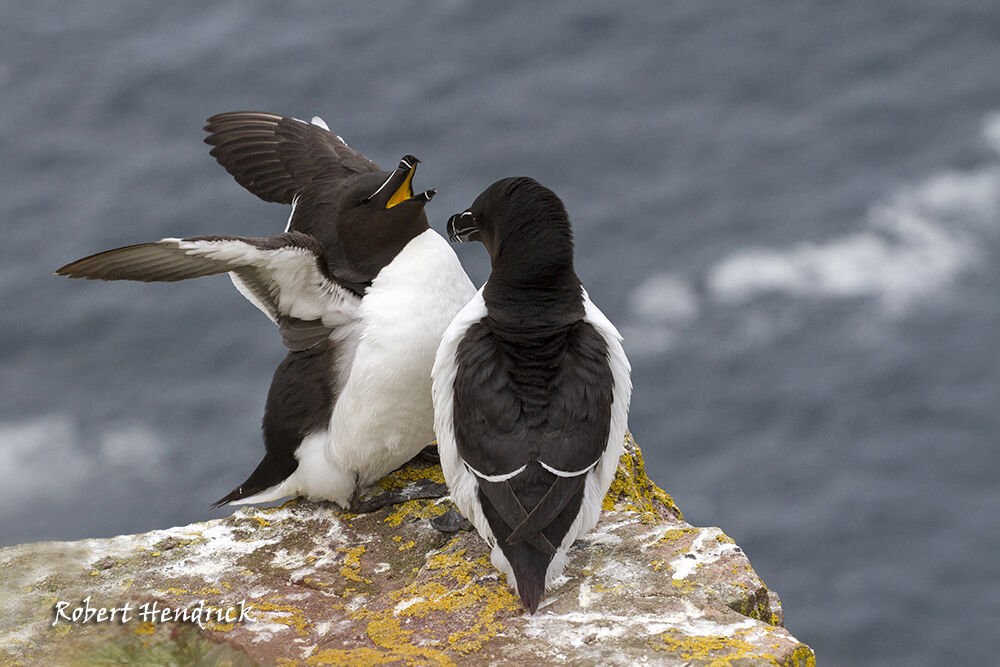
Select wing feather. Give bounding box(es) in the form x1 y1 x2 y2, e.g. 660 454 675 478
449 315 616 587
56 232 360 348
204 111 380 204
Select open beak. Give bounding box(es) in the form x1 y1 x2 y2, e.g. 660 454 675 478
447 211 479 243
385 155 435 209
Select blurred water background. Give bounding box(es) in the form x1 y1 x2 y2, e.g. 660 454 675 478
2 3 998 664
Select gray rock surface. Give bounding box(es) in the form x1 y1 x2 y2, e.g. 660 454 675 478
0 434 815 666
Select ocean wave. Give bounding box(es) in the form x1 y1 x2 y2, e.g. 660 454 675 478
708 118 1000 311
625 113 1000 357
0 415 165 507
621 273 698 356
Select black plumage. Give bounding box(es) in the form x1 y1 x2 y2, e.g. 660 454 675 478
203 111 379 205
204 112 434 294
57 111 444 509
442 177 619 613
214 339 336 507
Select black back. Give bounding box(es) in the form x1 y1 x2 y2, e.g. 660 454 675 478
450 178 616 612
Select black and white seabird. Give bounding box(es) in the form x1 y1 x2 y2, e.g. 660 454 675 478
57 111 475 510
431 177 632 613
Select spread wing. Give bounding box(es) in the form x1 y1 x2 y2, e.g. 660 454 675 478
203 111 381 204
55 231 360 351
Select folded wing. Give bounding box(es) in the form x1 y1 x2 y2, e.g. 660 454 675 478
450 319 615 610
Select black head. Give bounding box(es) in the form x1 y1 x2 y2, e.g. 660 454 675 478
338 155 435 218
447 177 574 276
334 155 434 272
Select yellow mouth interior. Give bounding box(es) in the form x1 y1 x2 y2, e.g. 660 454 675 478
385 167 415 209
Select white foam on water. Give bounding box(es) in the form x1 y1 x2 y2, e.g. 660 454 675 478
0 414 166 506
620 272 699 356
625 111 1000 358
708 118 1000 311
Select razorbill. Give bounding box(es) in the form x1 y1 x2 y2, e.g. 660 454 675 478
57 111 475 510
431 177 632 613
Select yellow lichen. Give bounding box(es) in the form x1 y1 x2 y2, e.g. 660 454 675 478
790 644 818 667
204 622 235 632
307 612 455 666
601 432 683 519
306 538 519 665
651 632 779 664
337 545 371 583
133 622 155 636
158 585 221 596
306 645 450 667
376 460 446 491
670 579 697 594
382 498 449 527
303 576 330 588
656 528 695 544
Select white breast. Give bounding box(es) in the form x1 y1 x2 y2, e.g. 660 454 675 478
329 229 475 486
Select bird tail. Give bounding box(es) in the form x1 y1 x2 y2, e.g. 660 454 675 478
212 453 297 508
476 465 587 614
502 542 551 614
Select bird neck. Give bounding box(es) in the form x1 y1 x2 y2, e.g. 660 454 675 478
339 211 430 277
482 268 585 344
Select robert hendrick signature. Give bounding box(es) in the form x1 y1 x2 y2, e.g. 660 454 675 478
53 597 250 630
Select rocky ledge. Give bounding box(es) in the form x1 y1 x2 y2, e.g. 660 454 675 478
0 434 814 666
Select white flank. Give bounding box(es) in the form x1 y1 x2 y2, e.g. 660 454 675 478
230 430 355 506
431 286 632 595
432 287 496 552
546 291 632 587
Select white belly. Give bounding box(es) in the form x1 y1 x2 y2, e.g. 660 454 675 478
329 229 475 489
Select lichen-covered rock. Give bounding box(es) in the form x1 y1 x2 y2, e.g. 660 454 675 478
0 434 815 666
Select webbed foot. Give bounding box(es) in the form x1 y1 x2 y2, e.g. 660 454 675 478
431 508 474 533
355 479 450 514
